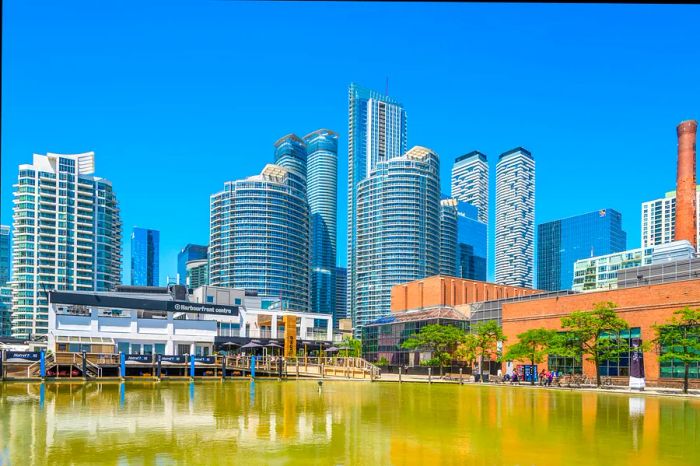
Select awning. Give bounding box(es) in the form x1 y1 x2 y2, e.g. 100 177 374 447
55 336 115 344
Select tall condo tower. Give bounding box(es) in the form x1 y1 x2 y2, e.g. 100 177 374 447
348 83 407 330
675 120 698 249
131 228 160 286
305 129 338 319
209 164 310 312
451 151 489 224
354 146 440 336
0 225 10 286
439 199 459 277
11 152 121 338
495 147 535 287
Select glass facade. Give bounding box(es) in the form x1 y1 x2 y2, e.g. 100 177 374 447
130 228 159 287
348 83 407 335
0 286 11 337
274 134 307 180
362 315 469 365
209 164 310 312
457 201 487 281
305 130 338 319
185 259 208 289
495 148 535 287
177 244 208 285
335 266 347 320
0 225 10 286
11 152 122 338
439 199 458 277
659 325 700 379
598 327 642 377
355 147 441 336
537 209 627 291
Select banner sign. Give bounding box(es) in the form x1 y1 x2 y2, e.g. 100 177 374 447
629 337 646 390
168 301 238 316
5 351 41 363
126 354 152 363
194 356 215 364
160 355 186 364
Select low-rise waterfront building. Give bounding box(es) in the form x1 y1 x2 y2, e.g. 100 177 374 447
47 285 334 356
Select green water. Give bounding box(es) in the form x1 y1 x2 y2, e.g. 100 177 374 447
1 381 699 465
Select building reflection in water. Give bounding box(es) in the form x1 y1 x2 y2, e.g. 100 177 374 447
0 382 699 464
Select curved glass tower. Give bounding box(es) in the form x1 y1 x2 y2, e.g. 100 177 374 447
209 164 310 312
274 134 307 180
304 129 338 318
354 146 441 335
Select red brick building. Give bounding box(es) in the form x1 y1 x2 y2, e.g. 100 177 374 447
391 275 540 312
501 279 700 387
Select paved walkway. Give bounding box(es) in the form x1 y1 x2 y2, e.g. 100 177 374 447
374 373 700 397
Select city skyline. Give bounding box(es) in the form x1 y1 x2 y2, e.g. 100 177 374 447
3 2 700 286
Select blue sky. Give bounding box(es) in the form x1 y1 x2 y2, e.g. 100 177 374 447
2 1 700 284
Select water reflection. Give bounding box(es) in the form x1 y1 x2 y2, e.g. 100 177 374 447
0 382 698 465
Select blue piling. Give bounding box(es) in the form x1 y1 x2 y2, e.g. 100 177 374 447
120 352 126 379
40 351 46 379
190 355 195 378
250 355 256 379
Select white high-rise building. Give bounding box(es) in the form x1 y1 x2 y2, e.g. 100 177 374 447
11 152 121 338
641 186 700 252
451 151 489 224
495 147 535 287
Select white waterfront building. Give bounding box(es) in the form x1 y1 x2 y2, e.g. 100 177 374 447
451 151 489 224
12 152 121 339
641 186 700 252
48 285 334 356
495 147 535 287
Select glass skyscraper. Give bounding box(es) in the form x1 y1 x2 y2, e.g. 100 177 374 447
355 146 440 336
0 287 11 337
456 201 487 281
451 151 489 224
0 225 10 286
177 244 208 285
274 133 307 181
439 199 458 277
538 209 627 291
209 164 310 312
495 147 535 287
131 228 159 286
305 129 338 318
185 259 209 289
12 152 121 338
335 266 347 320
348 83 407 330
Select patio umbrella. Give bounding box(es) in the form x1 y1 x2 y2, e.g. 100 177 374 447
222 341 239 348
239 341 262 350
325 346 339 353
266 342 283 348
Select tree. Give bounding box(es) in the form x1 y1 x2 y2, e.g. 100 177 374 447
559 301 629 387
473 321 506 382
454 333 479 372
653 307 700 394
504 328 558 385
341 336 362 358
401 324 467 375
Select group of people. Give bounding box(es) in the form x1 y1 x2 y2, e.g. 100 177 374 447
502 368 559 386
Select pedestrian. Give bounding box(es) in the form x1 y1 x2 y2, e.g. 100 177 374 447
539 369 546 386
547 370 553 387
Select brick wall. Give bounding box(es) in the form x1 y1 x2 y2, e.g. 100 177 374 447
391 275 540 311
502 279 700 384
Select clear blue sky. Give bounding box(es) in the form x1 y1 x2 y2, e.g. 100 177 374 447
2 1 700 285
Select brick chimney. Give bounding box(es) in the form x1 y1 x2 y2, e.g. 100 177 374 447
675 120 698 249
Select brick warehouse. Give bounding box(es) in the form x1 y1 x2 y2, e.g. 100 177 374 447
391 275 541 312
501 279 700 388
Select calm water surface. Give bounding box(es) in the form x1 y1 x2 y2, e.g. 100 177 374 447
1 380 699 465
